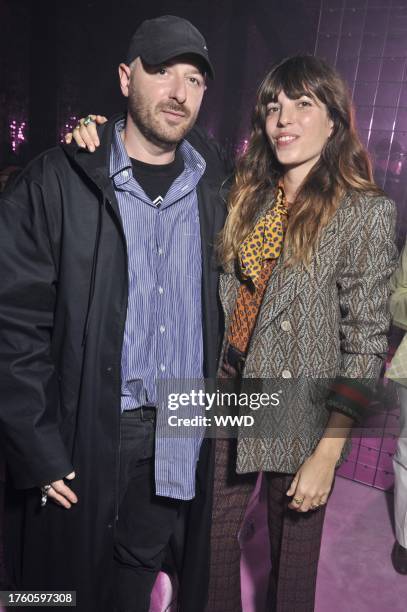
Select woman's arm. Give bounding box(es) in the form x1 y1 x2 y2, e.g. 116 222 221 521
324 195 397 424
288 195 398 512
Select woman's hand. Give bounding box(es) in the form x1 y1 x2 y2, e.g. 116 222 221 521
287 410 353 512
286 450 336 512
65 115 107 151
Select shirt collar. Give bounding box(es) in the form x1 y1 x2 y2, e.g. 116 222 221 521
178 138 206 178
109 119 131 187
109 119 206 188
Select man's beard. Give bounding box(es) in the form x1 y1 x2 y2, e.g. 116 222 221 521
128 87 196 148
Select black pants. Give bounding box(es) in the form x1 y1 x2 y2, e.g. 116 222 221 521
114 408 182 612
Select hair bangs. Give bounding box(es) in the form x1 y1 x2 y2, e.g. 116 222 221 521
260 56 327 108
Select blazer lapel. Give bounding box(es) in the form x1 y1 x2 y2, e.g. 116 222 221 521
255 220 338 331
254 256 308 332
219 191 339 335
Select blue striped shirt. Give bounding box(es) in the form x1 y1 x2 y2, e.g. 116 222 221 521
110 120 205 500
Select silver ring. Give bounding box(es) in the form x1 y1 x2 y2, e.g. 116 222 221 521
83 116 95 126
40 484 52 507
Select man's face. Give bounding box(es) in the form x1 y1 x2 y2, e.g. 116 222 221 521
120 55 206 148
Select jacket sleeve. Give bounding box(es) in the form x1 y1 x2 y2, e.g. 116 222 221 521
390 238 407 331
0 169 73 489
326 196 398 420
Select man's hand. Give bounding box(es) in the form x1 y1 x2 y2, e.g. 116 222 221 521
65 115 107 151
46 471 78 509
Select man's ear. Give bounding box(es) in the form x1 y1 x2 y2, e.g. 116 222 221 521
118 63 131 98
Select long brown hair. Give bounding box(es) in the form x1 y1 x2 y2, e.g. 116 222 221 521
219 55 382 268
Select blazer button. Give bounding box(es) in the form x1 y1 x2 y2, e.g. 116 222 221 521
281 320 291 332
282 369 292 379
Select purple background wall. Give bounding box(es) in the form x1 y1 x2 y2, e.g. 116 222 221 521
315 0 407 246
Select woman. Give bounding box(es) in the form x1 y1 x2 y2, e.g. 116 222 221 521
70 55 397 612
205 54 397 612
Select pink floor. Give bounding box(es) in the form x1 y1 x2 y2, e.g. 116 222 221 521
240 476 407 612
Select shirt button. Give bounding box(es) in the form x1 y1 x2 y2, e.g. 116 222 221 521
160 364 166 372
159 325 166 333
282 369 292 379
158 286 164 295
122 170 129 178
281 320 291 332
158 248 163 255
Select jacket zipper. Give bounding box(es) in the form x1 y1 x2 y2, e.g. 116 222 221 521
64 147 129 525
109 196 129 524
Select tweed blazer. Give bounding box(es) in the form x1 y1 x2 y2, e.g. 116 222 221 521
219 191 397 474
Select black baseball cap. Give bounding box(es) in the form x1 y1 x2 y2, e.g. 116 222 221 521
126 15 214 79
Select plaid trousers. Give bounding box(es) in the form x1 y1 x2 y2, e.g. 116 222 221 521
207 439 328 612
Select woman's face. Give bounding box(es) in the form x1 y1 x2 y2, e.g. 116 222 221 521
265 89 334 175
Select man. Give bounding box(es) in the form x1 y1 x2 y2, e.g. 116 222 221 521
0 16 230 611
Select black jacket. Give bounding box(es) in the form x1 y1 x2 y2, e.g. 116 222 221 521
0 116 229 610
